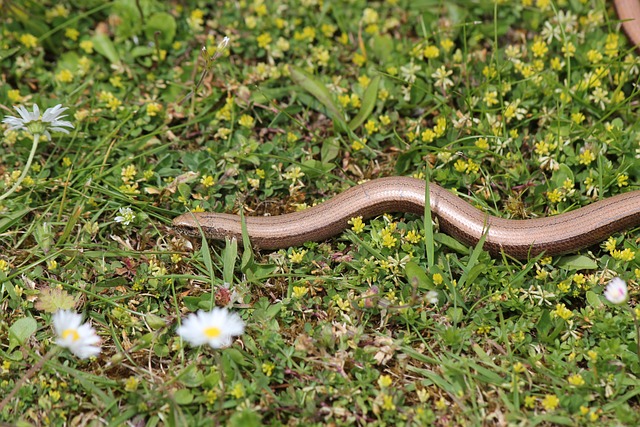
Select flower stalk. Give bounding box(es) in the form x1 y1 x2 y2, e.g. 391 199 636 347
631 307 640 364
603 277 639 363
179 36 230 106
0 132 39 202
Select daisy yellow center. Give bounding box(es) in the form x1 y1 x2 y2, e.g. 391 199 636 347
62 328 80 342
204 326 221 338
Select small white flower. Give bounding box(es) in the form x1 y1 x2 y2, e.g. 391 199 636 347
203 36 231 64
400 61 421 84
115 207 135 225
431 66 454 91
604 277 628 305
52 310 101 359
426 291 439 305
177 308 245 349
217 36 230 51
2 104 74 140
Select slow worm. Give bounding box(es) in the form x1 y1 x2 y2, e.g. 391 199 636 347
173 177 640 259
174 4 640 259
615 0 640 50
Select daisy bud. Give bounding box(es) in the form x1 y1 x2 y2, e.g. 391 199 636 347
604 277 628 305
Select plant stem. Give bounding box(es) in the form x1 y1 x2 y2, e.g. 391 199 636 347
0 347 59 413
631 307 640 364
215 350 225 427
0 133 40 202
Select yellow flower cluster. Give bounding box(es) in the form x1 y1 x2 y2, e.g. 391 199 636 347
292 286 308 298
98 91 122 111
380 228 397 248
200 175 215 188
288 249 307 264
553 303 573 320
215 97 235 121
421 117 447 143
604 236 636 261
349 216 365 233
567 373 585 386
119 165 140 195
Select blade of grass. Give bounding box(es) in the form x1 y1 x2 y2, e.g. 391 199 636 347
348 75 380 130
288 65 346 127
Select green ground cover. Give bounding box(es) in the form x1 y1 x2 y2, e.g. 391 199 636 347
1 0 640 425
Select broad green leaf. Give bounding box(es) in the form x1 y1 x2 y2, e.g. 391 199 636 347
348 75 380 130
154 344 170 358
130 46 155 58
92 33 120 65
458 228 488 289
223 347 251 367
57 51 81 72
228 410 262 427
222 237 238 285
321 138 340 164
551 163 575 189
447 307 464 324
557 254 598 270
200 232 215 290
178 365 205 387
434 233 469 255
145 313 166 330
58 203 84 246
240 211 257 277
173 389 193 405
129 333 153 351
536 310 552 339
145 12 176 47
300 159 335 178
203 370 221 388
460 263 487 288
370 35 393 62
288 65 345 125
0 208 31 234
34 221 54 253
405 261 432 290
112 0 142 39
9 317 38 352
586 290 604 309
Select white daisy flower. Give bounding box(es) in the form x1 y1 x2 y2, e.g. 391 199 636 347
604 277 628 305
52 310 101 359
2 104 74 140
114 206 135 225
177 308 245 349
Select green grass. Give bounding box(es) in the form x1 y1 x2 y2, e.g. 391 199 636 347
1 0 640 425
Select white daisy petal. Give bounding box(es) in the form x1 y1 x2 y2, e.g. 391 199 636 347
51 119 73 128
2 117 26 130
31 104 40 121
14 105 31 121
49 127 71 134
42 104 68 122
